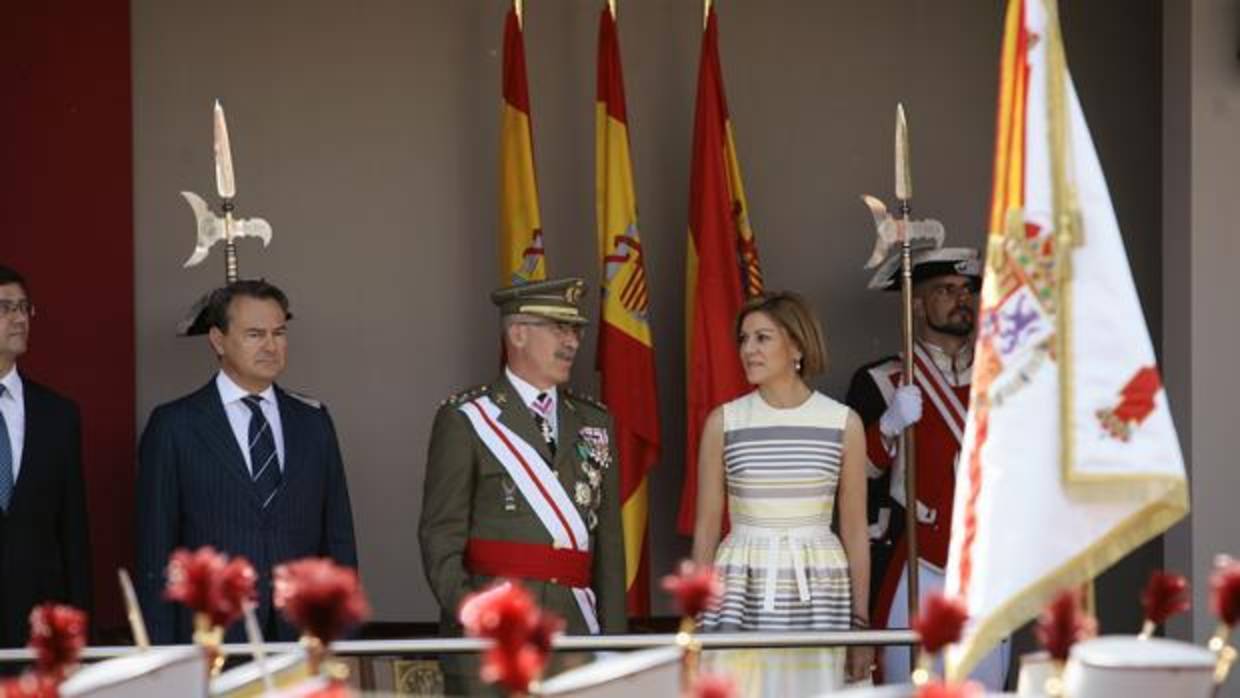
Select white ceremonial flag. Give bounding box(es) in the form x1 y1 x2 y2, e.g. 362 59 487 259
944 0 1189 678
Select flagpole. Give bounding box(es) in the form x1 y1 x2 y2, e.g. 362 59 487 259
894 103 921 631
703 0 711 29
514 0 523 30
608 0 616 20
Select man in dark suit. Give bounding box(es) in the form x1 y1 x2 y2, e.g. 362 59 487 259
0 265 91 648
420 277 625 695
135 279 357 643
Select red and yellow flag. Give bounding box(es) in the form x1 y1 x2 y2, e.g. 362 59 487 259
499 3 546 284
677 6 764 535
596 4 660 617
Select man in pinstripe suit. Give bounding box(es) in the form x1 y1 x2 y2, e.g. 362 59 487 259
135 280 357 643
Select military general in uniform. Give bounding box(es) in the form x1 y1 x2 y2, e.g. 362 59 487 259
419 277 626 695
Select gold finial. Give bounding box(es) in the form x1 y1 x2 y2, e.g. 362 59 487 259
608 0 616 20
514 0 523 30
703 0 712 30
895 103 912 202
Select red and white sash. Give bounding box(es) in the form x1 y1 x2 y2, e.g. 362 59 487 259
911 344 968 447
880 346 970 522
459 396 599 634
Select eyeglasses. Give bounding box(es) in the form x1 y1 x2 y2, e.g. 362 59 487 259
0 300 34 319
516 320 586 340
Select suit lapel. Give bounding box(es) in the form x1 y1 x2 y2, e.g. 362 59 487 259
491 376 554 466
189 381 260 503
274 387 299 494
11 378 43 507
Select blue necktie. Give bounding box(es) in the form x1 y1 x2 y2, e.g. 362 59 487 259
242 395 282 508
0 385 13 512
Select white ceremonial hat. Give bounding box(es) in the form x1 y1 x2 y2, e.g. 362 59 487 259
59 646 207 698
1062 636 1216 698
210 651 310 697
531 646 682 698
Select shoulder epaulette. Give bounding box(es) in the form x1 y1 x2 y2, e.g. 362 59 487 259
285 390 323 410
442 384 489 408
565 388 607 412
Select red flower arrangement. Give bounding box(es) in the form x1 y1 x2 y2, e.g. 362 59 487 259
916 680 984 698
27 604 87 679
0 674 57 698
164 546 257 629
912 594 969 655
458 581 565 694
274 558 371 645
1211 556 1240 628
1035 589 1096 662
1140 570 1190 636
689 672 738 698
660 561 722 620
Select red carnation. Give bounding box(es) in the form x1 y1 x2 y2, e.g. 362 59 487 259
916 680 984 698
1036 589 1096 662
0 673 57 698
912 593 969 655
661 560 722 619
460 581 539 650
274 558 370 645
690 672 738 698
165 547 257 628
1211 555 1240 627
1141 570 1190 627
480 644 546 692
458 581 564 692
27 603 87 678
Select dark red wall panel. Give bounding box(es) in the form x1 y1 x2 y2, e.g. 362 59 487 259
1 1 134 634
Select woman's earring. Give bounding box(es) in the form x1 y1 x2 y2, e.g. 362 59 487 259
794 357 803 373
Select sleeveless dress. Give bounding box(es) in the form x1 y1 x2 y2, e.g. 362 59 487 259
698 390 852 696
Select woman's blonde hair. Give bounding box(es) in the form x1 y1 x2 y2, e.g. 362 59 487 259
735 291 828 377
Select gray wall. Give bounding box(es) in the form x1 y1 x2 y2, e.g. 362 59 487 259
132 1 1162 623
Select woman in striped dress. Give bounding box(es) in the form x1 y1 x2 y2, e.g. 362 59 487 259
692 292 873 696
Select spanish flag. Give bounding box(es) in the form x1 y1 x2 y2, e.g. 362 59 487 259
677 5 764 535
596 4 660 618
944 0 1188 678
499 3 546 284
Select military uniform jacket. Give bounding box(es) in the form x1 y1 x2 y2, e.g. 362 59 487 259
418 375 626 637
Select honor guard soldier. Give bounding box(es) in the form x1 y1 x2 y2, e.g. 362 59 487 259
845 247 1009 688
419 277 626 696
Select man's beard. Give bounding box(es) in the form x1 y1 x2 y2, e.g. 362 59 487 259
929 309 975 337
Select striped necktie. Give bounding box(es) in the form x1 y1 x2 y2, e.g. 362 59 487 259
532 392 556 456
242 395 282 508
0 385 12 512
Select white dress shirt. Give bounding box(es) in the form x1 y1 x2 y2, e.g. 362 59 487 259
0 366 24 482
505 367 557 441
215 371 285 474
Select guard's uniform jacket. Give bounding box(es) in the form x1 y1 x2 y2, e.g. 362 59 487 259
845 340 972 626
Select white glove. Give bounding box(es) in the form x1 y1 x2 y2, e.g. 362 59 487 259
879 385 923 438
